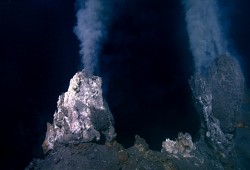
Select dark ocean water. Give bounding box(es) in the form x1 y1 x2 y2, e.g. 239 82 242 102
0 0 250 169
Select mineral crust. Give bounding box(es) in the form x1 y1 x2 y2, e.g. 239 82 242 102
42 70 116 153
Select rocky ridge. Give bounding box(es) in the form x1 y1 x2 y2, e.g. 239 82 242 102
27 55 247 169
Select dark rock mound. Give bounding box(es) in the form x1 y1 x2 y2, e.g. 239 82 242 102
26 135 223 170
189 55 245 169
209 55 245 133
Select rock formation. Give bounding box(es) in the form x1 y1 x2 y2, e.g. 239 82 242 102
189 55 245 168
42 70 116 153
26 55 246 169
162 132 196 158
209 55 245 133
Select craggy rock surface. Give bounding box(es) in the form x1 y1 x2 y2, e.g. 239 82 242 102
209 55 245 134
189 55 245 169
42 70 116 153
162 132 196 158
26 59 248 169
26 135 223 170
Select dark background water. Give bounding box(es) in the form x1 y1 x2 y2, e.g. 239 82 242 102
0 0 250 169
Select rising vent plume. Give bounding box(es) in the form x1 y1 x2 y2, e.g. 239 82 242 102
182 0 228 72
74 0 112 75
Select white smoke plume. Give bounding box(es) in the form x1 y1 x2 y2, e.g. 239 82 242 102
182 0 228 72
74 0 112 75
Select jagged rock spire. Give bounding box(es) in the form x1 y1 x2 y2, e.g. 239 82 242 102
42 70 116 153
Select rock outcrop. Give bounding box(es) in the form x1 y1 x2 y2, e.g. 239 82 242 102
26 135 224 170
42 70 116 153
209 55 245 133
162 132 196 158
26 69 223 170
26 55 247 169
189 55 245 169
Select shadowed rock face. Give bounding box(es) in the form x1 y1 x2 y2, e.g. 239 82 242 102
189 55 245 169
209 55 245 133
42 70 116 153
